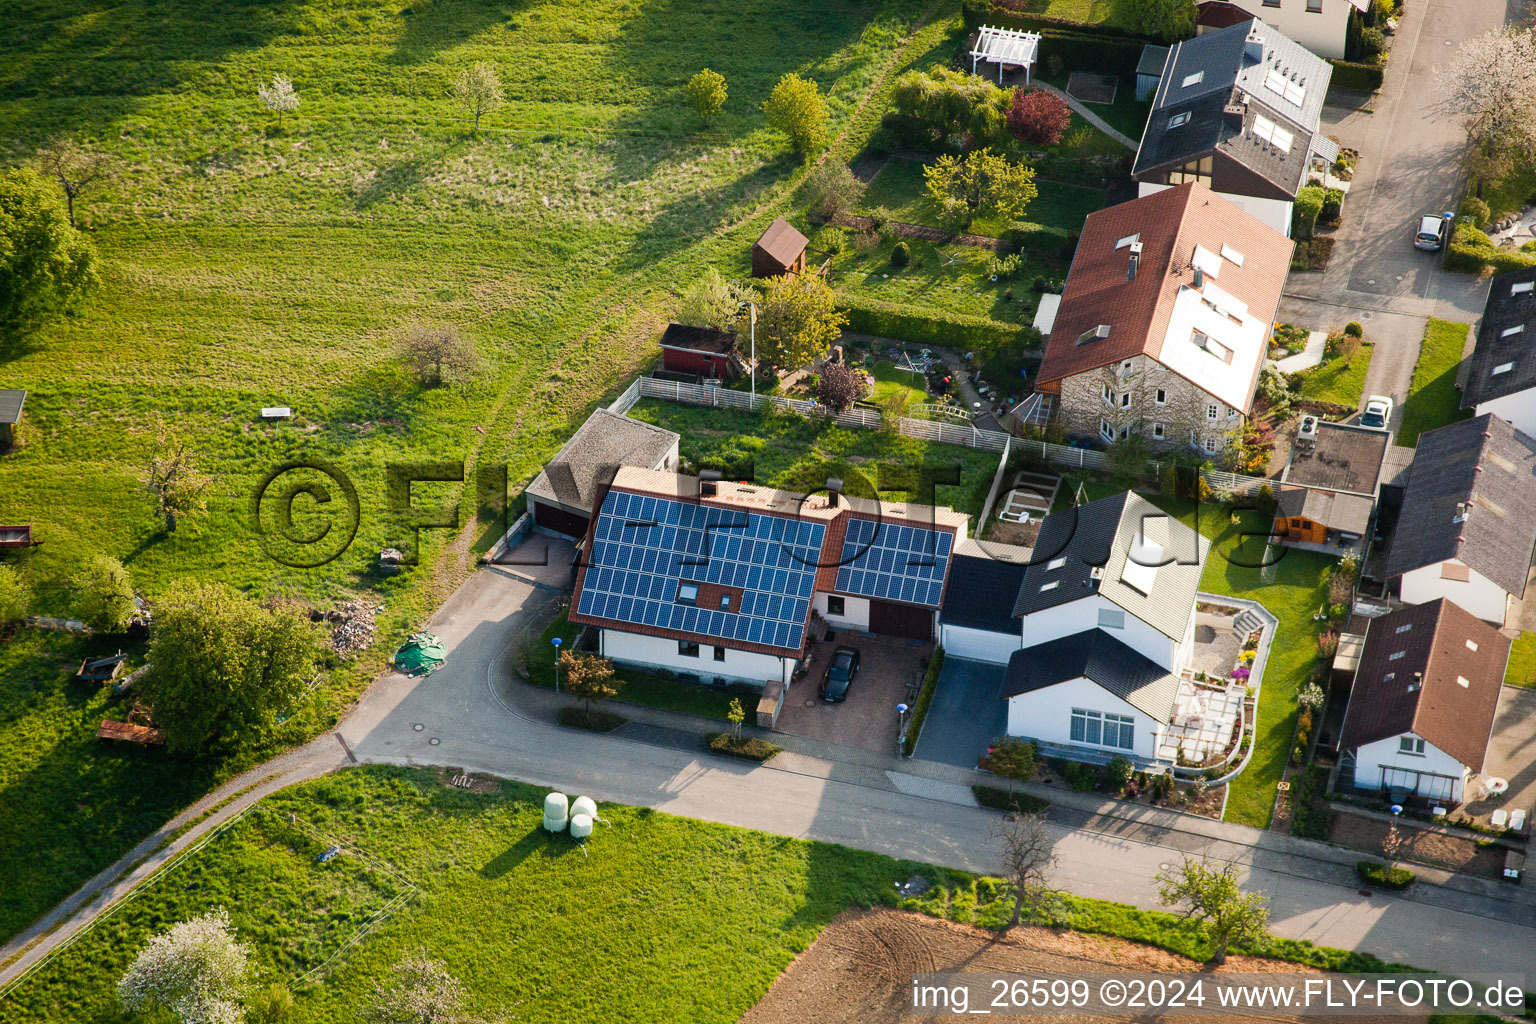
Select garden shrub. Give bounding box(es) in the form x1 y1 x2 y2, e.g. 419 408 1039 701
891 241 910 267
1343 321 1363 338
1293 186 1324 240
1326 59 1384 92
1458 195 1490 228
1446 222 1536 274
1320 188 1344 225
707 733 780 762
1356 861 1414 890
971 784 1050 813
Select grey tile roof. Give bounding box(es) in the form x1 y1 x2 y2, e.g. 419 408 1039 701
1462 269 1536 409
0 390 24 425
1137 44 1170 78
1001 630 1181 723
1339 599 1510 769
1133 19 1331 198
1282 421 1389 496
1012 491 1206 639
1384 414 1536 596
1277 486 1374 536
942 554 1029 634
525 409 679 514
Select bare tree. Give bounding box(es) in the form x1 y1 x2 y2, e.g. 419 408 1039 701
1442 27 1536 188
258 74 301 130
37 137 111 228
453 61 505 134
989 812 1058 929
399 322 482 386
146 417 211 535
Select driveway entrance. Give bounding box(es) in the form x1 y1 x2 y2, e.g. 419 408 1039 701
913 657 1008 769
774 634 932 752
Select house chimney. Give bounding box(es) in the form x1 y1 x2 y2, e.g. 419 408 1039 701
1127 253 1139 281
826 477 844 508
1222 101 1245 131
700 469 720 498
1244 25 1264 63
1192 266 1205 289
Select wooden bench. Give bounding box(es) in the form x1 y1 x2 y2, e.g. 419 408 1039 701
77 653 127 682
96 720 165 746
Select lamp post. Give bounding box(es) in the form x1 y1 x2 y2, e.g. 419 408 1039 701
897 702 910 757
551 636 563 693
748 300 757 401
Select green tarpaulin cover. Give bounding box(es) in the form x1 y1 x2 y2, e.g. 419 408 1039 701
394 631 446 675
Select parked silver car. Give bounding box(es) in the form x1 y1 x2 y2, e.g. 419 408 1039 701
1414 212 1454 251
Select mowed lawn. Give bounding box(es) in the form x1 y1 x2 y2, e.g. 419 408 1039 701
861 156 1107 239
0 0 954 944
1296 342 1374 408
1398 318 1473 445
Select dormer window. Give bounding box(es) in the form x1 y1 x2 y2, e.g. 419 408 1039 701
1077 324 1111 346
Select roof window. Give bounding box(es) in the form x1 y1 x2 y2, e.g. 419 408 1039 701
1513 281 1534 295
1076 324 1112 346
1494 362 1515 375
1115 232 1140 250
1220 244 1245 267
1168 112 1192 129
1047 556 1067 570
1182 70 1204 88
1040 580 1059 592
1501 324 1524 338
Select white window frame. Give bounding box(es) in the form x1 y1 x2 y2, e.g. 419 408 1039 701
1070 708 1134 749
1204 437 1217 453
1154 388 1167 406
1398 736 1426 756
1151 422 1165 440
1206 404 1219 421
1100 418 1115 442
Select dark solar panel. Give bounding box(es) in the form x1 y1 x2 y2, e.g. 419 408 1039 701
833 517 952 608
576 489 826 650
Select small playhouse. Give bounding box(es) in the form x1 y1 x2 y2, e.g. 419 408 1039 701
751 218 808 278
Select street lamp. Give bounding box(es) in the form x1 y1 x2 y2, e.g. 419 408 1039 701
737 296 758 401
551 636 563 693
896 702 910 757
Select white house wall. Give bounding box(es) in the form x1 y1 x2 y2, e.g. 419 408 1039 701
814 592 871 631
939 623 1023 664
1475 392 1536 441
1248 0 1351 60
1399 562 1510 624
599 628 792 686
1019 595 1180 672
1136 182 1294 237
1353 734 1469 802
1006 675 1160 760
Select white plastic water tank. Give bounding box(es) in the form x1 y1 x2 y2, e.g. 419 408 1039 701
569 813 594 839
570 795 597 820
543 792 569 832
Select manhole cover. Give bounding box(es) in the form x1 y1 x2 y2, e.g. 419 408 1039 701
822 704 837 713
428 737 440 746
804 699 817 707
1159 863 1171 871
412 723 425 732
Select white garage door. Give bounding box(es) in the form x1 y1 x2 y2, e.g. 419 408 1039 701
940 624 1022 665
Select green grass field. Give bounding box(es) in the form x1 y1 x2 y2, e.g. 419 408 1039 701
1038 71 1151 142
1504 631 1536 689
0 765 1421 1024
1398 319 1473 446
832 234 1053 324
1296 342 1374 408
626 398 1001 519
0 0 960 945
868 359 931 406
861 156 1107 238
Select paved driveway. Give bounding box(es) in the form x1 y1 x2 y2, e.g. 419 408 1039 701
775 634 929 753
913 657 1008 769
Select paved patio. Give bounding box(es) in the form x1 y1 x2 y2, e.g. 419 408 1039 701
1463 685 1536 832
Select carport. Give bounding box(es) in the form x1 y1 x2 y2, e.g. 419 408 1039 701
913 658 1008 769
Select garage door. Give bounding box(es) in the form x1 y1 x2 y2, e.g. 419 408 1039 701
869 600 932 641
939 624 1022 665
532 499 590 539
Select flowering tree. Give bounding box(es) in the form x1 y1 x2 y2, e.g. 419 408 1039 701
1006 88 1072 146
814 361 869 413
257 74 300 130
675 267 748 331
453 61 505 134
364 954 481 1024
118 909 252 1024
1443 27 1536 187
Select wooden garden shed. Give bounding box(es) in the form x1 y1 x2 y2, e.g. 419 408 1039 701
659 323 741 379
0 390 25 449
751 218 808 278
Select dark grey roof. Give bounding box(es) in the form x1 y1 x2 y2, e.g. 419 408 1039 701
1282 421 1389 496
525 409 679 514
0 390 25 425
660 323 737 355
1277 486 1374 536
1380 445 1416 488
1384 414 1536 596
1133 19 1331 198
1002 630 1180 723
1012 491 1206 638
1137 44 1170 78
1463 269 1536 409
942 554 1028 634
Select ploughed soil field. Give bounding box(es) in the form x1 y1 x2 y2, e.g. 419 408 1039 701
740 908 1423 1024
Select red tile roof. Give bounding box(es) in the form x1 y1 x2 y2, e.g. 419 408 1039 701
1196 1 1257 29
1035 183 1293 412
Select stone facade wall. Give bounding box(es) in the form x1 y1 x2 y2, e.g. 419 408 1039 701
1055 354 1242 455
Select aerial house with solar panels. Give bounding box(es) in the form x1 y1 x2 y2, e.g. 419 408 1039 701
567 466 967 687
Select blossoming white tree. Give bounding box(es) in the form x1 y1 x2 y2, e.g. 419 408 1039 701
118 908 253 1024
258 74 301 130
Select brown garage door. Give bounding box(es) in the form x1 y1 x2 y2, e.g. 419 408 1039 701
868 600 932 642
532 499 590 539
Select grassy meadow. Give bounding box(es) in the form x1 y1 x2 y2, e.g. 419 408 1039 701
0 0 967 944
1398 318 1473 446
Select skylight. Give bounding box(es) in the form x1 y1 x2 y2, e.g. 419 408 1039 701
1114 233 1140 250
1040 580 1059 592
1252 115 1293 153
1395 624 1412 633
1457 675 1471 688
1502 324 1524 338
1168 112 1192 129
1121 533 1162 596
1389 650 1406 661
1514 281 1534 295
1047 556 1067 570
1182 70 1204 88
1220 244 1245 267
1466 639 1480 652
1495 362 1515 375
1263 68 1305 106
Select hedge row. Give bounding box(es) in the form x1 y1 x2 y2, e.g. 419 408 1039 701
1445 222 1536 274
1356 861 1414 890
1001 222 1080 260
1038 33 1150 76
840 296 1042 352
1326 58 1384 92
960 0 1156 42
902 646 946 757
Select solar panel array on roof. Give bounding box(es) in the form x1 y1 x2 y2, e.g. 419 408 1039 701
834 517 953 607
576 489 826 651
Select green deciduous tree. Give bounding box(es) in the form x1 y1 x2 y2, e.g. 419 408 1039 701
675 267 748 332
922 149 1037 230
1156 858 1270 965
805 160 866 222
146 417 211 534
74 554 134 632
117 908 252 1024
753 272 846 373
0 166 97 333
762 73 829 155
453 61 505 134
560 651 622 722
891 68 1012 149
988 736 1036 794
1113 0 1197 42
143 579 323 753
686 68 728 122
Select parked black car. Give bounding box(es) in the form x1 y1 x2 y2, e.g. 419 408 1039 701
819 646 861 702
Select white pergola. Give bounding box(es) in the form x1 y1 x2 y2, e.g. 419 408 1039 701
970 25 1042 84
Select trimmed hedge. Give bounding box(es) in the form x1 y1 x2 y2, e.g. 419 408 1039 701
1327 59 1384 92
840 296 1042 352
972 784 1051 813
1293 185 1324 240
558 707 628 733
902 646 945 756
1446 222 1536 274
1001 223 1080 260
958 0 1155 74
1356 861 1414 890
960 0 1155 39
707 733 780 762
